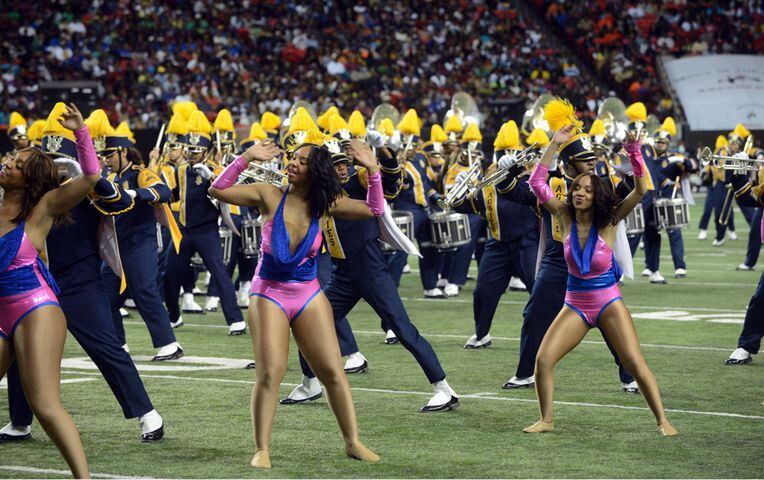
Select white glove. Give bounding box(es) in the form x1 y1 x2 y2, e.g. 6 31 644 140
366 129 385 148
497 154 516 171
733 152 749 160
124 189 137 199
455 170 470 184
386 131 401 151
193 163 214 180
263 161 281 173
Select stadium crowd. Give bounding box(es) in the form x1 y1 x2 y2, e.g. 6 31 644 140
533 0 764 115
1 0 602 130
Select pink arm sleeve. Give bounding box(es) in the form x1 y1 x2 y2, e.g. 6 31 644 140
365 170 385 217
623 142 645 178
74 127 100 176
529 162 553 204
211 156 248 190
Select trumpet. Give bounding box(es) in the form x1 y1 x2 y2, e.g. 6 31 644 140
237 162 287 186
699 147 764 172
470 144 538 194
438 161 481 209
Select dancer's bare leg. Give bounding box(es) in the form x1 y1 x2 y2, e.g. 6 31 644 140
248 299 291 468
14 307 90 478
292 293 379 462
525 308 589 433
598 301 677 436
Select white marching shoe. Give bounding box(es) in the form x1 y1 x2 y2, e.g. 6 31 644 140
237 281 251 308
344 352 369 374
424 288 446 299
170 316 184 329
124 298 136 309
697 229 707 240
443 283 459 297
153 342 183 361
119 308 130 318
508 276 526 291
641 268 652 277
674 268 687 278
384 329 398 345
464 334 492 349
181 293 203 313
502 375 535 389
121 343 130 353
649 271 667 284
402 263 411 274
712 238 725 247
621 381 640 394
204 296 219 312
0 422 31 442
228 321 246 336
280 375 323 405
436 278 448 289
203 271 211 287
737 263 755 271
728 230 739 241
420 380 459 412
725 347 752 365
138 409 164 442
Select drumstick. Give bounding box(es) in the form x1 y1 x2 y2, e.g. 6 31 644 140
671 175 680 200
154 123 166 151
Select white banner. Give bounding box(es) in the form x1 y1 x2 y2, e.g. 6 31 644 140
662 54 764 131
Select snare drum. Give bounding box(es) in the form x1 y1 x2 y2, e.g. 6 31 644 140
429 212 471 251
379 211 415 253
653 198 690 230
219 227 233 265
624 203 645 235
241 217 262 258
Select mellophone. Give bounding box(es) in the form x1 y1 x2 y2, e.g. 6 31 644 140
379 211 415 253
653 197 690 231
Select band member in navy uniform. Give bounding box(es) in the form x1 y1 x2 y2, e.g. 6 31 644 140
724 157 764 365
163 110 246 335
641 117 690 280
454 121 539 349
2 110 164 443
499 98 636 392
87 110 183 361
6 112 30 152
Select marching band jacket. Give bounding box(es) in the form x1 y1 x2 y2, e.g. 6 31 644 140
172 161 222 230
108 163 171 239
395 152 439 209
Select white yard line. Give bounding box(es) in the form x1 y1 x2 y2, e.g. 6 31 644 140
0 465 152 479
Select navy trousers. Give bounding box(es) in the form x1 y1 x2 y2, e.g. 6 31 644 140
744 208 762 268
472 237 536 340
164 224 243 325
737 269 764 354
6 255 154 427
399 205 441 290
699 182 736 236
298 251 359 376
516 259 635 384
103 231 176 348
207 232 257 296
304 243 446 383
442 214 483 286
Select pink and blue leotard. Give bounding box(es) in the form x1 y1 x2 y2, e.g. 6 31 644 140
0 222 61 339
250 188 323 322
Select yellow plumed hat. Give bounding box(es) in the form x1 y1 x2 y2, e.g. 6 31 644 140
348 110 366 137
185 110 213 149
588 119 607 137
493 121 520 150
172 101 198 121
715 134 728 150
116 121 136 144
461 122 482 143
527 127 551 147
430 124 448 143
317 107 339 131
299 128 328 148
27 120 47 144
214 109 235 132
397 109 421 137
9 112 27 137
625 102 647 122
260 111 281 133
654 116 676 141
84 109 113 137
166 113 188 135
378 118 395 137
248 122 267 141
444 115 463 134
732 123 750 139
42 103 76 141
288 107 318 133
544 97 583 133
329 115 350 136
41 103 77 158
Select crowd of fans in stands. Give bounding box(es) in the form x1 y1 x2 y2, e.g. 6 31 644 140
1 1 761 133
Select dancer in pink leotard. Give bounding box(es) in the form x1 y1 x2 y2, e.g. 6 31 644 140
210 134 383 468
523 114 678 437
0 103 101 478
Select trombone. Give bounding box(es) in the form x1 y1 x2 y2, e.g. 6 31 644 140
470 144 537 193
437 161 481 209
699 147 764 172
237 162 287 186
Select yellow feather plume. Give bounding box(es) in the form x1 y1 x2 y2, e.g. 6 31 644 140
430 125 448 143
186 110 212 139
166 113 188 135
462 123 482 142
444 115 463 134
588 119 607 137
27 120 47 143
378 118 395 137
527 127 551 147
732 123 750 139
397 109 421 136
43 103 76 141
116 121 136 143
544 98 583 133
625 102 647 122
247 122 267 141
494 121 520 149
214 109 235 132
329 115 350 136
260 111 281 131
300 128 328 147
288 108 318 133
84 109 115 139
715 135 728 150
172 101 198 121
317 107 339 131
348 111 366 137
660 117 676 136
9 112 27 130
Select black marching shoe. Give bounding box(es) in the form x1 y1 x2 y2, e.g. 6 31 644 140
420 394 460 413
141 425 164 443
725 348 753 365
